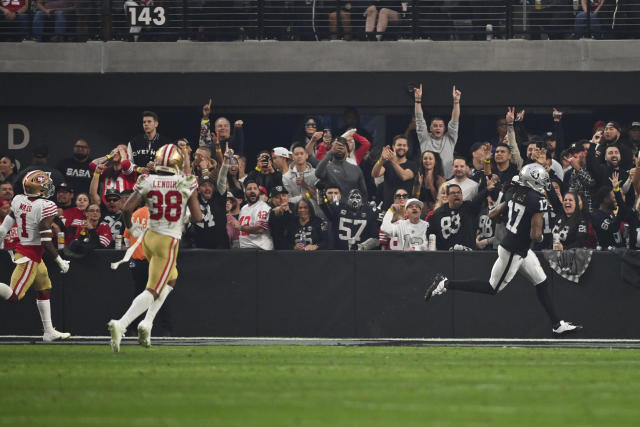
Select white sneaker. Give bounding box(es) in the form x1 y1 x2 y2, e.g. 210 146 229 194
108 319 125 353
43 329 71 342
424 273 447 302
553 320 583 335
137 321 152 348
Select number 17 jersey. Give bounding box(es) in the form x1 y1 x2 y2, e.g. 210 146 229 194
500 187 547 256
134 173 198 240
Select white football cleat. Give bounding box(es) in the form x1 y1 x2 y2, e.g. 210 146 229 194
108 319 125 353
137 321 152 348
553 320 583 336
43 329 71 342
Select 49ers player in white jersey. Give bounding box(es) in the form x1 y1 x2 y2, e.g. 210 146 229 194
108 143 203 352
0 171 71 341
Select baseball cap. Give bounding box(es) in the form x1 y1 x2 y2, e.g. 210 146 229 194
198 175 214 185
269 185 288 198
226 191 235 199
568 142 586 153
631 121 640 129
606 121 622 133
272 147 292 159
544 132 555 141
105 189 121 200
470 142 487 153
57 182 73 193
405 198 424 209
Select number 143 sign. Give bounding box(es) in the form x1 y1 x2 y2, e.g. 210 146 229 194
128 6 166 26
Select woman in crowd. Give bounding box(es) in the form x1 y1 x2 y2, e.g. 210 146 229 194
293 198 327 251
413 151 446 212
552 192 588 250
424 182 449 221
0 154 18 186
227 156 245 199
69 203 113 251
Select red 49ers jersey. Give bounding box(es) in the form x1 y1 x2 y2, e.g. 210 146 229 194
10 194 58 262
134 173 197 239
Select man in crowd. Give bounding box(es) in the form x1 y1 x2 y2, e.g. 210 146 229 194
413 84 461 177
189 175 229 249
315 137 368 200
371 135 417 210
563 143 597 213
101 189 124 242
200 99 245 155
282 144 319 205
381 197 429 251
469 142 492 183
427 183 478 250
446 157 478 201
56 139 92 195
267 185 297 250
0 182 14 201
127 111 172 173
591 173 632 249
594 121 633 170
244 151 284 195
236 180 274 250
89 145 138 206
493 143 519 184
17 145 65 193
320 188 379 250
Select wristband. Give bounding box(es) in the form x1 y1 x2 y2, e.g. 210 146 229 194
613 187 620 192
216 148 222 153
202 168 209 174
41 237 52 242
136 167 142 173
376 159 382 165
55 255 64 264
106 154 112 160
387 208 394 213
93 172 101 178
305 192 310 198
484 160 491 164
203 119 209 123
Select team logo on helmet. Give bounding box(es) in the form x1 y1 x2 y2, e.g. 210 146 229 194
23 170 54 198
154 144 184 174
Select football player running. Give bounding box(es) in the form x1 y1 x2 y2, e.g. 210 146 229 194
425 163 583 336
108 144 203 352
0 171 71 341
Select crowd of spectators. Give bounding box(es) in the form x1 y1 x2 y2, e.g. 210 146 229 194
3 90 640 256
2 1 639 42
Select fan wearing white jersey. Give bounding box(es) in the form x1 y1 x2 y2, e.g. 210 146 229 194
236 180 274 250
0 170 71 342
381 197 429 251
108 144 203 352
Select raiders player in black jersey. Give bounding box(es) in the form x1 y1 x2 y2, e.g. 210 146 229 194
425 163 582 336
320 188 379 250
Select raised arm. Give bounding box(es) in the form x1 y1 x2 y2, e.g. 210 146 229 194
451 85 461 122
505 107 523 168
89 163 104 205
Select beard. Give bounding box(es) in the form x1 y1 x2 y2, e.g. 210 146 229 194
73 152 87 161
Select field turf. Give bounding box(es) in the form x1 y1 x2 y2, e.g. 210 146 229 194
0 345 639 427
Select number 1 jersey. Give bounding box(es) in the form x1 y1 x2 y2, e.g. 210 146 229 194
134 174 197 240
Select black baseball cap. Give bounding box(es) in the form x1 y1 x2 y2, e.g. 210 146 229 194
57 182 74 193
33 144 49 158
105 189 121 200
568 143 586 153
269 185 288 198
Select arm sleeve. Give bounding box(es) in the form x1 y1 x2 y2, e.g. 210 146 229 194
446 120 459 146
121 160 135 175
199 119 213 147
217 162 229 195
353 133 371 165
380 210 397 236
231 126 245 156
315 143 328 160
415 112 431 149
507 126 523 168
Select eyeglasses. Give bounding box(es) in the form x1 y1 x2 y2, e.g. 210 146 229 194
106 198 119 203
86 208 100 212
448 191 462 195
394 194 409 199
305 123 317 128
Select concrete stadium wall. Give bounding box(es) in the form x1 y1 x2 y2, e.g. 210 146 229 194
0 250 637 338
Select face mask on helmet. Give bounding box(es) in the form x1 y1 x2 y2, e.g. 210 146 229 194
154 144 184 174
347 189 363 210
23 171 54 198
519 164 549 194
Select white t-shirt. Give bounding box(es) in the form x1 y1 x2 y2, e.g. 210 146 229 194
134 173 198 240
238 200 274 250
11 194 57 246
380 210 429 251
446 177 478 201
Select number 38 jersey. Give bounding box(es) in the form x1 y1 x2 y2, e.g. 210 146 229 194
500 186 547 256
10 194 58 262
134 173 197 239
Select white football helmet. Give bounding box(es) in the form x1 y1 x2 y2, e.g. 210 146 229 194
519 163 550 195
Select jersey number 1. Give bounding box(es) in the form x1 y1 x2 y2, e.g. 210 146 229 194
148 190 183 222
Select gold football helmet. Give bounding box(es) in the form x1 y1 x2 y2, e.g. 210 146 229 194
23 170 54 198
154 144 184 174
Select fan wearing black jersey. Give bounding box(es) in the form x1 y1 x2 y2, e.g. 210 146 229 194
425 163 583 336
320 188 379 250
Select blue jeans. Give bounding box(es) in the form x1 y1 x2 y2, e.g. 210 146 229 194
32 10 68 41
575 11 601 38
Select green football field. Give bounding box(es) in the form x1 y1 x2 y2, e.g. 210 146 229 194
1 345 639 427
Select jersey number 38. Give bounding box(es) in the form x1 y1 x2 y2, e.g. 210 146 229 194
148 190 183 222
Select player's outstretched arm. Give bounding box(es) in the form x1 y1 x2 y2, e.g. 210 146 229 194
122 191 143 230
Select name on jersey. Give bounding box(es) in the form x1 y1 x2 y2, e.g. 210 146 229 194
152 180 177 189
19 203 33 212
66 168 91 178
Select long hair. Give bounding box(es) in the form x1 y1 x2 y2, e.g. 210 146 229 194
296 198 316 219
560 191 584 230
414 151 445 209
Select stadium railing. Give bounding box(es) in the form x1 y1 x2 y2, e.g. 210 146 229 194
1 1 639 42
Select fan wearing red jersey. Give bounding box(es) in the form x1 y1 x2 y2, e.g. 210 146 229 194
108 144 202 352
0 171 71 342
